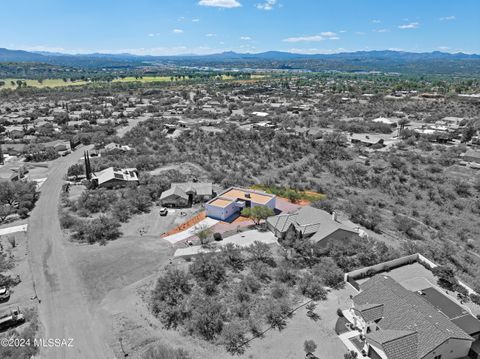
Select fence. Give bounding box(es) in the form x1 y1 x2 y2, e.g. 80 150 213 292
344 253 478 296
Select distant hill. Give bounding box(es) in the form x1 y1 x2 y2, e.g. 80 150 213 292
1 47 480 74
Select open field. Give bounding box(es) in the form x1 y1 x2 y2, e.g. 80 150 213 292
0 78 89 89
0 74 268 90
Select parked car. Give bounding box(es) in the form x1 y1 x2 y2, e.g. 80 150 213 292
0 287 10 302
159 207 168 216
0 307 25 330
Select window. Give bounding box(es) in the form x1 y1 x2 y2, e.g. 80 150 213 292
434 355 442 359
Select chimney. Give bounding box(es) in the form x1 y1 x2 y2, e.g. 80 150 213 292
332 211 337 222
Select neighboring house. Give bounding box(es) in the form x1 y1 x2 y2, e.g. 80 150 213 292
160 182 214 208
103 142 132 152
348 275 474 359
461 150 480 164
1 143 26 157
372 117 399 126
350 134 385 147
42 140 71 153
90 167 138 188
267 206 359 247
205 187 276 221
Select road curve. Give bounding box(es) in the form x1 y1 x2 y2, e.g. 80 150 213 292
27 145 114 359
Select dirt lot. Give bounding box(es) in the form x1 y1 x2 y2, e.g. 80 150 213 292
97 276 357 359
240 286 356 359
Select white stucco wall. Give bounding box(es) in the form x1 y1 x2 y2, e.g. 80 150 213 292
205 201 237 221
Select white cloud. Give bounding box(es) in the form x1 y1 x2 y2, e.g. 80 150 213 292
173 29 184 33
283 32 338 43
283 35 324 42
240 36 252 40
147 33 155 37
439 16 456 21
320 31 337 37
355 31 366 35
398 22 419 29
371 19 381 23
339 30 347 33
374 28 389 33
256 0 277 10
205 33 217 37
438 46 450 51
198 0 241 8
192 18 200 22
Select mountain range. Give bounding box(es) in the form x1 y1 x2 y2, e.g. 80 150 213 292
1 47 480 74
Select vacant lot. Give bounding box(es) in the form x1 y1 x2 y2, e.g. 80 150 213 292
239 286 356 359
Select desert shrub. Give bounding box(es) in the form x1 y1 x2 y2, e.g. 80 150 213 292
151 269 191 329
432 266 458 291
71 215 121 244
59 212 77 229
274 262 297 286
304 339 317 354
264 299 292 330
143 343 190 359
312 258 344 288
111 199 133 222
185 293 225 341
298 274 328 301
77 188 117 213
454 284 469 297
0 273 21 288
220 320 248 355
189 254 226 294
219 243 244 272
470 293 480 305
246 241 275 266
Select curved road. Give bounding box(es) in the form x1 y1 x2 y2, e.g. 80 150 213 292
27 145 113 359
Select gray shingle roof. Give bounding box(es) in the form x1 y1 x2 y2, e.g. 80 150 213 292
160 186 188 200
170 182 213 196
356 303 384 322
354 275 473 359
367 330 418 359
267 206 357 242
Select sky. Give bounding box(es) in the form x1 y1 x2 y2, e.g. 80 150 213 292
1 0 479 55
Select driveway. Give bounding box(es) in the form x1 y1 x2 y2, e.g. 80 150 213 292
174 230 278 257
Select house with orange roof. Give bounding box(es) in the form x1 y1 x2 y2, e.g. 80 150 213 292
205 187 276 221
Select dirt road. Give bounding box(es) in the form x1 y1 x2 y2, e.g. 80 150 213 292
27 146 114 359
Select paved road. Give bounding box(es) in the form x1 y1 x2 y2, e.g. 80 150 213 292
27 145 114 359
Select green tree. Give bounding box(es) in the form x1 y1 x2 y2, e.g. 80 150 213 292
241 206 275 226
195 225 213 245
